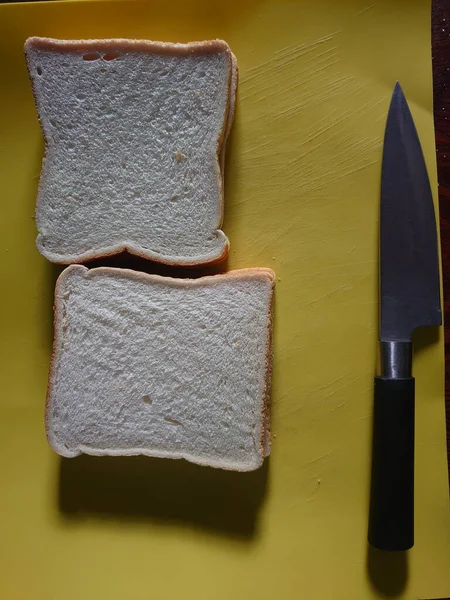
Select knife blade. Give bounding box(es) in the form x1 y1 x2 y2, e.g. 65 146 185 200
368 82 442 551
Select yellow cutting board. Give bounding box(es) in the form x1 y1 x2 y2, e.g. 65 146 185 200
0 1 449 598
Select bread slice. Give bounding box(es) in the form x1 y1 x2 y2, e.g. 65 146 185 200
25 37 237 266
47 265 275 471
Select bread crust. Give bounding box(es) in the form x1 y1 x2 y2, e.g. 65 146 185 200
25 36 231 55
36 239 231 268
219 52 238 178
262 285 274 457
25 36 236 267
46 265 275 471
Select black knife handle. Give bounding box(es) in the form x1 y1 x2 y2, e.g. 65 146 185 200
368 376 415 551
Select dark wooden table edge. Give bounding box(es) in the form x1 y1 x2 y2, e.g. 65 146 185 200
432 0 450 485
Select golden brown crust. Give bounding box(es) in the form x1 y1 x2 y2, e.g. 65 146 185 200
44 266 71 452
25 36 236 267
219 52 239 179
261 283 275 457
24 41 50 252
36 238 231 268
213 49 235 233
44 326 57 447
25 36 231 56
66 264 275 287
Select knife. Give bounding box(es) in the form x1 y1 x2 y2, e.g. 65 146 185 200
368 82 442 551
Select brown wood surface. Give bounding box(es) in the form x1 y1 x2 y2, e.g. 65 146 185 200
432 0 450 480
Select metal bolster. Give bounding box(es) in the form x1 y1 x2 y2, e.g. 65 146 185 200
379 341 413 379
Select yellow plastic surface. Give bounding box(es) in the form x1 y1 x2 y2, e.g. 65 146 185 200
1 1 449 598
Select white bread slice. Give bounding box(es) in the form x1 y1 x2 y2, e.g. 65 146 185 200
25 37 237 266
47 265 275 471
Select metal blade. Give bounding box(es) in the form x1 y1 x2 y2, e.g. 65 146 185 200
380 82 441 342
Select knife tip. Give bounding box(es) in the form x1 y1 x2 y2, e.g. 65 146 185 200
388 81 408 114
393 81 404 99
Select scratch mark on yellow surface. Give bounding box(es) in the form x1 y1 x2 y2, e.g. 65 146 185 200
278 344 309 359
241 31 343 106
338 299 377 307
234 28 388 287
241 139 273 156
271 72 348 121
278 337 326 360
305 284 351 306
329 402 347 412
302 260 375 277
279 137 381 192
312 374 368 405
305 475 326 502
243 32 339 80
284 94 386 160
272 385 300 404
315 376 345 392
351 414 370 423
353 3 376 17
282 376 351 416
299 452 332 469
239 31 386 201
255 222 297 256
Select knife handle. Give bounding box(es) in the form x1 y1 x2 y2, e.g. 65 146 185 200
368 376 415 551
